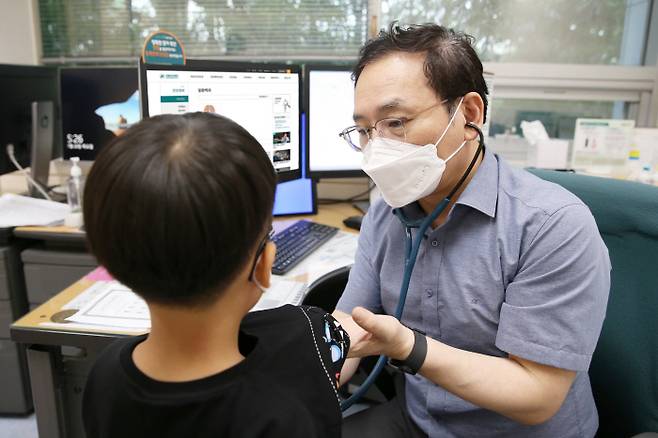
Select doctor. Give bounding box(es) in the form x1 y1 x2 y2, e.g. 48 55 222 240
334 23 610 438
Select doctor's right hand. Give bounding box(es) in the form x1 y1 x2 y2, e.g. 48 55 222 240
348 307 415 361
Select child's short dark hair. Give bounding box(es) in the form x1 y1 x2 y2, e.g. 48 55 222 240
83 112 276 307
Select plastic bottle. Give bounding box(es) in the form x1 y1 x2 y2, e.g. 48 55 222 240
65 157 84 227
637 164 654 186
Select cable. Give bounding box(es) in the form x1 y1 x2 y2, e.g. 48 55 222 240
6 143 53 201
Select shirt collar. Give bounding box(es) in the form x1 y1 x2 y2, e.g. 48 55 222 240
396 148 499 221
454 148 499 218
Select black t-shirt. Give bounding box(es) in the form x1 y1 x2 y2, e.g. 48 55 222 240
82 305 349 438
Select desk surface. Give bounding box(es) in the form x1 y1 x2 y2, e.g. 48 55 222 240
11 203 361 347
13 226 86 246
13 202 359 239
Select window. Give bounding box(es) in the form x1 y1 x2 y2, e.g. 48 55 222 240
490 99 622 139
379 0 651 65
485 63 657 129
37 0 657 128
39 0 368 61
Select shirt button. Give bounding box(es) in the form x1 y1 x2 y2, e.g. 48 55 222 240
425 288 433 297
431 240 439 247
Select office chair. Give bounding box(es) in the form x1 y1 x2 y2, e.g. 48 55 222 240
302 266 352 313
528 169 658 437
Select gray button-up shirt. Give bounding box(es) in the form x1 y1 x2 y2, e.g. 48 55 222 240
337 150 611 437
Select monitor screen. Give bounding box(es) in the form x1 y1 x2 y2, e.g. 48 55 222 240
273 177 315 216
0 64 60 176
273 114 315 216
140 59 302 182
306 65 364 178
61 67 140 161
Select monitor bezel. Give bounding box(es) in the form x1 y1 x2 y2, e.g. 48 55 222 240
139 58 302 183
304 63 365 179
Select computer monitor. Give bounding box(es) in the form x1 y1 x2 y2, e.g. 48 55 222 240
272 113 316 216
139 59 302 182
0 64 60 177
61 67 140 161
273 175 316 216
305 64 364 178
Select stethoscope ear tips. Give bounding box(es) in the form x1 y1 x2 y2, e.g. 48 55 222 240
464 122 485 145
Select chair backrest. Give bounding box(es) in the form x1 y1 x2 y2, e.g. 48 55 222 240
302 266 351 313
528 169 658 437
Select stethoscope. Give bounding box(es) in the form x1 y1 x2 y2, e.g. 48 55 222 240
340 122 486 411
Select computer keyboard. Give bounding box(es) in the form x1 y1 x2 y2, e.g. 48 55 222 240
272 220 339 275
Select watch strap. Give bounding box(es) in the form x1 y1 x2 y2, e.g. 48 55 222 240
388 328 427 375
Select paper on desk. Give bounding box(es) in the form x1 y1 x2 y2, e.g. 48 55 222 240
282 231 358 284
84 266 114 282
50 276 307 331
251 276 307 311
66 282 151 330
0 194 69 227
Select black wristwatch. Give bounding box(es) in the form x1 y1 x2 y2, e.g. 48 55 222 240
387 328 427 375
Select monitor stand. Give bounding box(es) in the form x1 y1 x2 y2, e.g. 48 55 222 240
29 101 54 199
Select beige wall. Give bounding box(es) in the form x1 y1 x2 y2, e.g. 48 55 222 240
0 0 40 65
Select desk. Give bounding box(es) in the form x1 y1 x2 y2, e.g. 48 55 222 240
13 202 358 342
10 203 361 438
13 226 85 247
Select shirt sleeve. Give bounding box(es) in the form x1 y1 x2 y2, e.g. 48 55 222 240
335 205 384 314
495 204 611 371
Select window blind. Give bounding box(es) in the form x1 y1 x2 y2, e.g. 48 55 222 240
39 0 368 61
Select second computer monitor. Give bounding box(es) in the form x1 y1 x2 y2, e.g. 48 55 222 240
61 67 140 161
306 65 364 178
140 59 302 182
0 64 60 176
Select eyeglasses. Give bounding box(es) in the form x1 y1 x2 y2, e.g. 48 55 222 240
338 99 449 152
249 225 274 280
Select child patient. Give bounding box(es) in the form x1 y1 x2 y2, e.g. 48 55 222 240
82 112 349 437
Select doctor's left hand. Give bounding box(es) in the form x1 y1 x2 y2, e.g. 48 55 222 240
348 307 415 361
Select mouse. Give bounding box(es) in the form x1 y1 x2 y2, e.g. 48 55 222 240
343 215 363 231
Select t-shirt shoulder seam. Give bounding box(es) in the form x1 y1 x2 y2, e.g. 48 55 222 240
499 183 583 217
527 203 590 247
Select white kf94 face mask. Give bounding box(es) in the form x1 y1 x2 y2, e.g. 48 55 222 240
361 98 466 208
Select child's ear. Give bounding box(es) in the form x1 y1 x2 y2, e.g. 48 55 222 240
254 242 276 289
